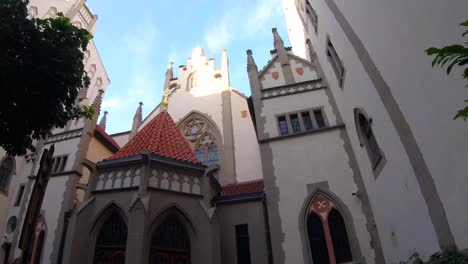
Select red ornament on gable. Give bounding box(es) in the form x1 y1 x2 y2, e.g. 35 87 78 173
296 67 304 75
241 110 247 118
271 71 279 80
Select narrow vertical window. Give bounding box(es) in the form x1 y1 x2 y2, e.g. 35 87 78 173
328 209 353 263
305 1 318 33
14 185 25 206
307 213 330 264
358 113 382 167
59 156 68 172
301 111 314 130
326 39 345 87
314 110 326 128
0 157 14 193
278 116 289 135
235 224 251 264
290 113 301 133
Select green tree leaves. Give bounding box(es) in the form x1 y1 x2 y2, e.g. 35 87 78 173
426 20 468 121
0 0 94 155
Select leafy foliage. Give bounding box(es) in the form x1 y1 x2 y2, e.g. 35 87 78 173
401 247 468 264
426 20 468 121
0 0 94 155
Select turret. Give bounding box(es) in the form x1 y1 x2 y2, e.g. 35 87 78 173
246 49 262 99
129 102 143 141
221 48 230 89
99 110 108 131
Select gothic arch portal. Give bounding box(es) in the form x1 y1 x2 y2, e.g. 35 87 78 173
299 187 363 264
149 205 195 264
90 202 128 264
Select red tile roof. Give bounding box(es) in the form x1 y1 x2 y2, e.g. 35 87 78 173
106 112 200 164
221 179 264 196
94 125 120 152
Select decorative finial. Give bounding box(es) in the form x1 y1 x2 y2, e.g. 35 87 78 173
168 61 173 70
162 89 172 111
99 110 108 131
246 49 257 72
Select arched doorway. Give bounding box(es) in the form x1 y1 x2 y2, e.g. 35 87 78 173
150 216 190 264
93 210 127 264
306 193 353 264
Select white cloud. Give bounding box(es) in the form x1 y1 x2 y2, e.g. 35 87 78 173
203 0 283 52
102 97 121 110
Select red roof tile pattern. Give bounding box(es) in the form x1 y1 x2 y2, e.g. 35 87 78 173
221 180 264 196
106 112 200 164
95 125 121 152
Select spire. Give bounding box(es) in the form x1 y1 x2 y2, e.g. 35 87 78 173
99 110 108 131
92 89 104 114
163 61 173 90
246 49 262 98
272 28 289 66
129 102 143 141
221 48 230 89
246 49 258 72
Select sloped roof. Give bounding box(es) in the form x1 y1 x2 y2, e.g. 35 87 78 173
94 125 120 153
106 111 200 164
221 179 264 196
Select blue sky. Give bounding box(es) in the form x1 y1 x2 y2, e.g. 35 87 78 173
86 0 289 134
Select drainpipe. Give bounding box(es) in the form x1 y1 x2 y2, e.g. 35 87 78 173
262 193 273 264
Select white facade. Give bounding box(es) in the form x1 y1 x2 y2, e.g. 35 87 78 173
0 1 110 263
284 0 468 262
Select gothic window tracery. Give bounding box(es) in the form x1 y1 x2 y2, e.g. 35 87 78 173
195 133 218 166
306 193 353 264
180 116 219 167
183 118 206 142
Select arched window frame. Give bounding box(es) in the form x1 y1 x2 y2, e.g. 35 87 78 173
299 189 363 264
354 108 386 177
0 156 15 194
91 203 128 264
149 205 195 264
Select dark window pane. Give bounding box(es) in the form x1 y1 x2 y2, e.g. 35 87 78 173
0 157 13 191
290 114 301 133
358 114 382 167
368 133 382 165
301 112 314 130
328 209 353 263
278 116 289 135
94 210 127 264
59 156 68 172
235 224 251 264
307 213 330 264
314 110 326 128
150 217 190 264
14 185 25 206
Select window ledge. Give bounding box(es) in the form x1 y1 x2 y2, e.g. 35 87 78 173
259 124 345 143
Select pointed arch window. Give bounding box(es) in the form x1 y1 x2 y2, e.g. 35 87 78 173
356 111 382 169
195 133 218 166
94 210 127 264
0 157 14 193
150 216 190 264
306 193 353 264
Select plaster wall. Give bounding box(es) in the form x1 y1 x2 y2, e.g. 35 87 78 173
111 132 130 148
260 60 287 89
268 129 374 263
285 0 466 260
217 201 268 264
230 92 263 182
